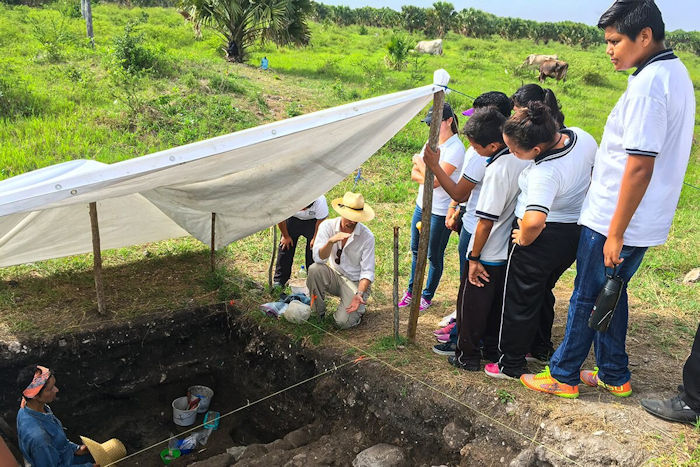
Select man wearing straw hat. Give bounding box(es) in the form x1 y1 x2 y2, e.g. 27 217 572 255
15 364 97 466
308 191 375 329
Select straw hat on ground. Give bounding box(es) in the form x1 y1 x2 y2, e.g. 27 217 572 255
331 192 375 223
80 436 126 466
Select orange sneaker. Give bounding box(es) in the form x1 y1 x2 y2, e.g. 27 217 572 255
520 366 579 399
580 367 632 397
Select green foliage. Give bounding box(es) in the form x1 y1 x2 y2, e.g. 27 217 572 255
53 0 82 18
0 75 46 120
30 13 74 61
385 33 412 71
203 266 242 301
180 0 314 62
286 101 302 117
497 389 515 404
112 20 159 73
667 30 700 55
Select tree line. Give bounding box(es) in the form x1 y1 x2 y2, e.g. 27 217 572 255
312 2 699 55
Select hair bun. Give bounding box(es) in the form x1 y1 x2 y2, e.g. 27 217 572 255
526 101 550 125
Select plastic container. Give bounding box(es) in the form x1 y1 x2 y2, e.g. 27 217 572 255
172 397 198 426
188 385 214 414
203 411 220 430
298 265 307 278
160 448 181 464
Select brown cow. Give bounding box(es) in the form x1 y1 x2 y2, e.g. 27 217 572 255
539 59 568 83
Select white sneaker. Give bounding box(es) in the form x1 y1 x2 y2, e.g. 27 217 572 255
439 310 457 327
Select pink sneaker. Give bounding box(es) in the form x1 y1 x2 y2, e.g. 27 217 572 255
433 321 456 336
484 363 514 380
419 297 431 312
398 290 412 308
435 333 451 343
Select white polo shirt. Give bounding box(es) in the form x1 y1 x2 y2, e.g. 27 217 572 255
469 148 530 263
416 133 466 216
579 49 695 247
515 128 597 223
292 195 329 221
312 217 375 282
460 146 487 234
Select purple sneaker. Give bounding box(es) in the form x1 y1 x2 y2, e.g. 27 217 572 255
435 333 450 343
398 290 412 308
419 297 431 312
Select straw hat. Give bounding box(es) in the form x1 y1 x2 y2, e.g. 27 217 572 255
331 192 375 223
80 436 126 466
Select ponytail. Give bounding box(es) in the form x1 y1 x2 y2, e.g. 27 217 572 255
503 102 558 150
542 89 565 128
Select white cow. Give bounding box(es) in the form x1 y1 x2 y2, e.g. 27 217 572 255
522 54 558 68
415 39 443 56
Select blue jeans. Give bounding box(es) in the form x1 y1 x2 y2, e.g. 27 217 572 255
408 205 452 301
458 226 472 279
549 226 647 386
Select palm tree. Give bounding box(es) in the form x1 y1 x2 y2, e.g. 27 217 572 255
181 0 313 63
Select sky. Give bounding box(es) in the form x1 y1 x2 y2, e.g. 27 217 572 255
319 0 699 32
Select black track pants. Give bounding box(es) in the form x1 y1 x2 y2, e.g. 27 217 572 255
498 221 581 376
682 323 700 411
455 263 506 366
273 217 317 285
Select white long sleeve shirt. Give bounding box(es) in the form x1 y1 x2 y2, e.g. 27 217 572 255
312 218 375 282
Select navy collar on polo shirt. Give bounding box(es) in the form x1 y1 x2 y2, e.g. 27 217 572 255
535 129 577 165
486 146 510 166
632 48 677 76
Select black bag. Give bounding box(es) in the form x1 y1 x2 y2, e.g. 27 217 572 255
588 266 624 333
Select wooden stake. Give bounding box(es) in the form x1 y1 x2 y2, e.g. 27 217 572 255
82 0 94 48
268 225 278 289
393 226 400 343
407 90 445 341
89 202 106 315
210 213 216 273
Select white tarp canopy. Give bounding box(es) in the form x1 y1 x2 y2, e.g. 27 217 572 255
0 83 444 267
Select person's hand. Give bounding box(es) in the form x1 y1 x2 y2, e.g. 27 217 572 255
280 235 293 250
328 232 351 244
310 236 316 248
512 219 523 246
603 234 624 268
468 259 489 287
445 214 456 231
423 145 441 169
346 292 366 313
75 445 88 456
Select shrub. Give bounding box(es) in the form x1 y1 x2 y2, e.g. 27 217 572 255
30 14 74 62
385 33 412 71
579 69 610 87
113 21 158 73
53 0 82 18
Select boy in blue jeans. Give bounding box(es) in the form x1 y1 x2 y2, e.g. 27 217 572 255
521 0 695 398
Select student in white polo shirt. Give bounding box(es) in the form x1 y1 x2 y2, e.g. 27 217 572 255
273 195 328 287
482 102 596 380
521 0 695 400
426 107 529 371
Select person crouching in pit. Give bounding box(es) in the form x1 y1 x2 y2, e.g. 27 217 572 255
307 192 375 329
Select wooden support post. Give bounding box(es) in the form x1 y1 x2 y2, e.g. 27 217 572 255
89 202 106 315
210 213 216 273
268 225 278 289
83 0 94 48
407 90 445 342
393 226 400 343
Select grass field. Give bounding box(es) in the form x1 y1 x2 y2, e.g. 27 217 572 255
1 3 697 337
1 3 699 463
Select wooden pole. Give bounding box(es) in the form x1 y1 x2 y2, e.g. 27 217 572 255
407 90 445 341
393 226 400 343
210 213 216 273
89 202 106 315
268 225 278 289
83 0 94 48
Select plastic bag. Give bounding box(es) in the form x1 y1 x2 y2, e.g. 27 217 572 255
284 300 311 323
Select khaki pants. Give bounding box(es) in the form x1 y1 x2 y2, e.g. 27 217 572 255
306 263 370 329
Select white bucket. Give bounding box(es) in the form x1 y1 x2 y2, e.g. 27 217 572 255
172 397 198 426
188 385 214 414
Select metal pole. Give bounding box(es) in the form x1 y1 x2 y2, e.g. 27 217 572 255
89 202 106 315
407 90 445 341
210 213 216 273
393 226 400 343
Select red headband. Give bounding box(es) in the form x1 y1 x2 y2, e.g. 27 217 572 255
20 366 51 408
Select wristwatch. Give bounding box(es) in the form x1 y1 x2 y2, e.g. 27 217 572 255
467 251 481 261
